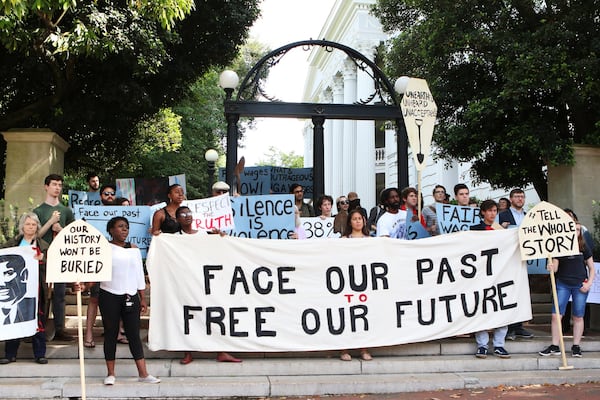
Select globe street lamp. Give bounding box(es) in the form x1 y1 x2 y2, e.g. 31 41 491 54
219 70 240 190
204 149 219 196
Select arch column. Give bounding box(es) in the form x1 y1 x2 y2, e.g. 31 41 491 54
321 89 334 197
342 59 357 194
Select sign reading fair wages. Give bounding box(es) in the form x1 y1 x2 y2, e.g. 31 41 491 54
47 220 112 283
146 229 531 352
73 205 152 257
436 203 481 234
518 201 579 260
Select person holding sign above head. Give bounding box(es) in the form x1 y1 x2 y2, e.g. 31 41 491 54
151 184 184 235
88 217 160 385
376 188 407 239
0 213 49 365
33 174 75 342
539 222 595 358
470 200 511 359
338 208 373 361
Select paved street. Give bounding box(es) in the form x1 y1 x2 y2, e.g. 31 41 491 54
285 382 600 400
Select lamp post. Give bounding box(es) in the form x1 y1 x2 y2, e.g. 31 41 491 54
204 149 219 196
219 70 240 190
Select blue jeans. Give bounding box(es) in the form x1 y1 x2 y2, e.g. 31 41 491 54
475 325 508 349
51 282 66 331
553 279 589 317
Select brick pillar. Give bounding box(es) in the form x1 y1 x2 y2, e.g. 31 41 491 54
2 128 70 215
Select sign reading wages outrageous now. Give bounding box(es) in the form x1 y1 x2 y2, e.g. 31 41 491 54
146 229 531 352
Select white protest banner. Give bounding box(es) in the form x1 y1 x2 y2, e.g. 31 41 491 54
518 201 578 260
146 229 531 352
73 205 153 257
185 194 235 232
301 217 337 239
436 203 481 234
0 247 38 341
47 220 112 283
400 78 437 170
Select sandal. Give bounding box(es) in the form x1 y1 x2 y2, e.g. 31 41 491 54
117 337 129 344
180 352 193 365
340 351 352 361
84 340 96 348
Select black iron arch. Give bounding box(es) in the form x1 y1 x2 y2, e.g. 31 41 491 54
223 39 408 203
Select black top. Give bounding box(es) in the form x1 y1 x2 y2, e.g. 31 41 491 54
160 207 181 233
555 246 593 286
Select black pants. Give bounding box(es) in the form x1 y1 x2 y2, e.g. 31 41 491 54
98 289 144 361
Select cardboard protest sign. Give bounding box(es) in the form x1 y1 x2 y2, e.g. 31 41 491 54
406 219 430 240
218 166 314 195
400 78 437 170
301 217 338 239
185 194 235 232
0 246 38 341
436 203 481 234
229 194 295 239
72 205 152 257
518 201 579 261
46 220 112 283
68 190 102 208
146 229 531 352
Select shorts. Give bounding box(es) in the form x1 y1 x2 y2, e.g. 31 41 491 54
89 283 100 299
552 279 589 317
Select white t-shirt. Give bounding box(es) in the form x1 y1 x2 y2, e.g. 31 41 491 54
101 244 146 296
376 209 408 238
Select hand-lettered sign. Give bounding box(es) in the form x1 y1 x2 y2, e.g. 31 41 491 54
518 201 579 260
46 220 112 283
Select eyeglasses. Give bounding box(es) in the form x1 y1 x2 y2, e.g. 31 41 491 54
102 191 116 196
339 200 349 205
294 189 304 194
178 212 193 217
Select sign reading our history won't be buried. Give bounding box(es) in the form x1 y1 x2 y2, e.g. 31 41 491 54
47 220 112 283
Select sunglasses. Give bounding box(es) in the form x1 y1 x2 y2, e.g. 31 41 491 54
178 212 193 217
102 191 116 196
339 200 349 205
215 190 229 194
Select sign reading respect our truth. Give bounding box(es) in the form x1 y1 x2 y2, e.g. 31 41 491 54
146 229 531 352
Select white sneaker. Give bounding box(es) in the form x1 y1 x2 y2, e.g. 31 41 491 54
138 374 160 384
103 375 116 385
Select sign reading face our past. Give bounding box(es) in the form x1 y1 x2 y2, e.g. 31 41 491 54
518 201 579 261
47 219 112 283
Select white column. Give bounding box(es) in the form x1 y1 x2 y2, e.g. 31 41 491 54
331 75 345 199
342 59 357 195
321 89 334 196
354 46 376 211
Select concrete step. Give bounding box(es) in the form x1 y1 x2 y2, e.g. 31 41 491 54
3 329 599 399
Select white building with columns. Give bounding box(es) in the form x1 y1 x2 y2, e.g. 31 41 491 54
301 0 539 212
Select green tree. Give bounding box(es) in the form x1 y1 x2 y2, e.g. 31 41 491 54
118 40 270 199
0 0 260 185
372 0 600 199
258 146 304 168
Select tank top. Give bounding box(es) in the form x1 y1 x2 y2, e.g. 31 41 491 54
160 207 181 233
